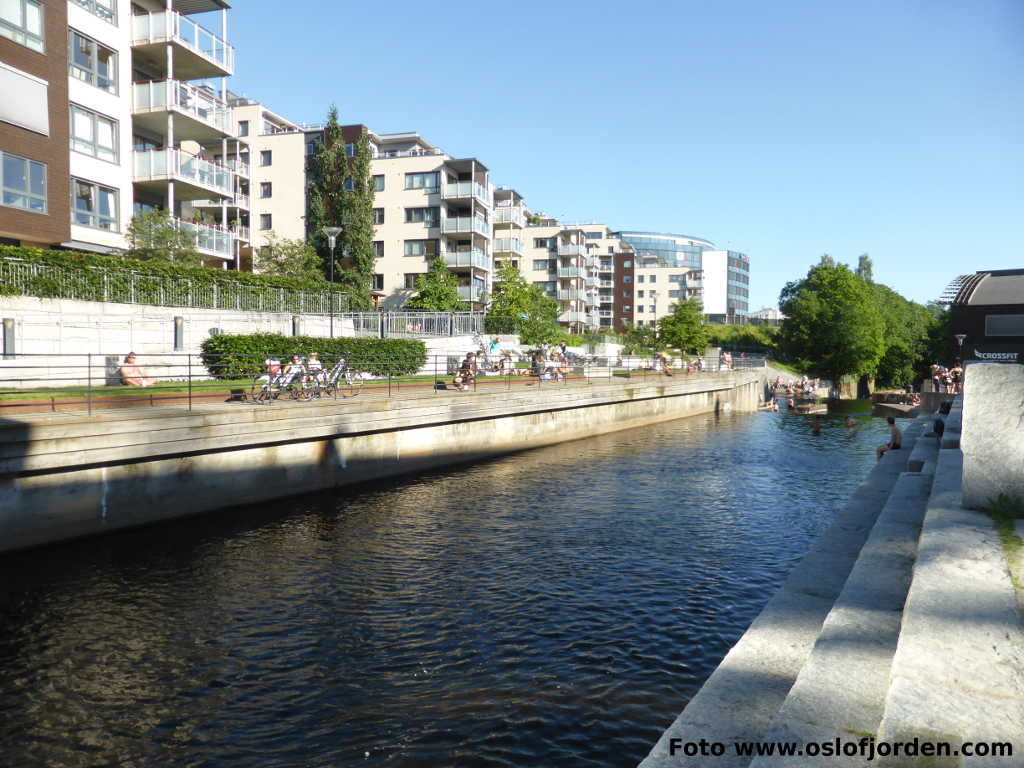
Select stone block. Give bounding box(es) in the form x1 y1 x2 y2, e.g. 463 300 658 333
961 364 1024 509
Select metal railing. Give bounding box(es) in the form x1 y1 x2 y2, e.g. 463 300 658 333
133 80 232 134
132 10 235 74
133 148 234 196
0 351 761 416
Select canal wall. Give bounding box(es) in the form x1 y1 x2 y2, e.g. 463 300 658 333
0 370 763 553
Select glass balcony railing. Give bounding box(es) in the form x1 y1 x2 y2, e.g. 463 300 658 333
225 157 249 177
557 289 585 300
492 207 525 227
585 293 599 306
599 309 613 318
441 182 490 204
134 149 233 196
443 249 489 270
557 267 585 279
558 311 588 323
600 280 614 288
492 238 523 255
133 80 233 134
193 192 249 209
171 216 233 258
132 11 235 74
584 276 599 288
457 285 485 301
557 244 586 258
232 225 250 242
442 216 490 237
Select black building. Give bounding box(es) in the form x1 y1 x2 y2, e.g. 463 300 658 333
949 269 1024 364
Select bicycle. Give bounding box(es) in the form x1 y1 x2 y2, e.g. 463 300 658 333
323 358 363 399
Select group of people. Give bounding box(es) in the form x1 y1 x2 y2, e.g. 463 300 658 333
929 363 962 394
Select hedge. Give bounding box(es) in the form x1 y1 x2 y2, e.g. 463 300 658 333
0 245 345 312
199 333 427 379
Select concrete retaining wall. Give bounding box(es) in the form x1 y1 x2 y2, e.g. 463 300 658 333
0 371 763 553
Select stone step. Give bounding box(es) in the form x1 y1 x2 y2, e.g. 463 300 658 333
876 439 1024 764
908 432 940 474
637 424 924 768
746 470 933 767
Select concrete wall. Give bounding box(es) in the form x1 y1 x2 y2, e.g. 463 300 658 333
961 362 1024 509
0 371 762 552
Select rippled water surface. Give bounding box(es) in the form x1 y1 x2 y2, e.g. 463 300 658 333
0 406 886 767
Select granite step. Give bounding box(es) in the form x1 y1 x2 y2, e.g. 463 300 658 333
637 423 924 768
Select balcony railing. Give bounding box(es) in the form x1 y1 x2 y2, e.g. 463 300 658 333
443 249 489 270
457 285 485 301
442 216 490 237
557 267 585 279
133 80 232 134
441 181 490 205
492 207 525 227
226 157 249 177
132 10 235 74
171 216 233 258
192 193 249 210
599 280 614 288
584 275 599 288
492 238 523 255
557 289 585 300
599 309 613 318
557 244 586 258
133 148 234 197
558 311 588 324
232 225 250 242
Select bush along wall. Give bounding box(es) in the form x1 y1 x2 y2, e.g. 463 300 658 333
200 333 427 379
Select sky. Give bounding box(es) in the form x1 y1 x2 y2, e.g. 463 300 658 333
218 0 1023 310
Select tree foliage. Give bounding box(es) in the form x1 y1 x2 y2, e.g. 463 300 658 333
306 106 375 309
704 323 780 354
870 282 933 387
778 262 884 387
485 263 561 345
254 232 324 282
620 322 658 354
126 209 203 265
404 255 463 311
856 253 874 282
656 298 707 353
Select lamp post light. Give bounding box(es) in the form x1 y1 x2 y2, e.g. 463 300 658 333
954 333 967 366
324 226 342 338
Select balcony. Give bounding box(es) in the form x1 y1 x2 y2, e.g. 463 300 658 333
557 289 585 300
457 285 485 302
492 207 525 227
600 280 614 288
599 309 613 318
558 311 588 324
557 267 585 279
584 275 599 288
442 216 490 238
232 225 250 242
133 80 233 142
172 216 233 260
132 11 234 78
443 249 489 270
225 157 249 178
133 148 233 201
686 279 703 289
585 293 598 307
192 192 249 210
441 181 490 205
492 238 523 255
557 244 586 258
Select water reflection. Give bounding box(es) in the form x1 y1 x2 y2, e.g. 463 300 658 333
0 408 889 767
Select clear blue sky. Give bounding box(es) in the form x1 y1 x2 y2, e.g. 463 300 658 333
221 0 1023 310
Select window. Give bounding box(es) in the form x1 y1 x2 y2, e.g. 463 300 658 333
533 237 551 249
373 174 384 192
1 151 46 213
1 0 43 52
986 314 1024 336
404 273 420 289
259 213 272 230
623 305 632 313
71 178 116 230
69 31 116 93
345 142 355 158
637 290 644 298
637 306 644 313
649 275 657 283
532 259 550 271
649 290 658 297
405 206 439 226
623 275 632 283
260 182 272 198
237 120 249 137
669 274 685 283
371 273 383 291
343 177 354 191
70 105 117 163
585 232 602 239
260 150 272 166
404 239 438 258
373 207 384 225
668 289 681 298
637 274 645 283
404 171 439 191
373 241 383 259
649 305 656 313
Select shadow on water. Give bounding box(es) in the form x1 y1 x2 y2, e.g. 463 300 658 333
0 408 891 768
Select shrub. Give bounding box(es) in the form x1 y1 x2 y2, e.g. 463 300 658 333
200 333 427 379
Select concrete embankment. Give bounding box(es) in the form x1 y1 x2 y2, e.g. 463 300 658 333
640 369 1024 767
0 370 762 553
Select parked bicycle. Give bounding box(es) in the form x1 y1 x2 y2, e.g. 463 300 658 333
323 357 363 398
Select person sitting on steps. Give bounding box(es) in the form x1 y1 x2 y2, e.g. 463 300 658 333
877 416 903 460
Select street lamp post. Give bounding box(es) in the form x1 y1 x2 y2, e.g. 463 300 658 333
954 333 967 365
324 226 342 338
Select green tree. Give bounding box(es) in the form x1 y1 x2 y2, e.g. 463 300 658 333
254 232 325 281
486 263 560 345
856 253 874 282
778 262 884 389
404 255 463 311
657 298 707 353
307 106 375 309
819 253 836 267
126 209 202 264
869 282 933 387
620 322 659 354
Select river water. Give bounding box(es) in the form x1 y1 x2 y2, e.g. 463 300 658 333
0 404 885 768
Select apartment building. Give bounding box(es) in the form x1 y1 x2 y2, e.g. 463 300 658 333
0 0 70 247
612 231 749 330
367 131 492 310
0 0 243 265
